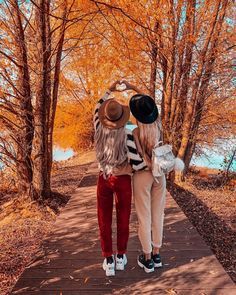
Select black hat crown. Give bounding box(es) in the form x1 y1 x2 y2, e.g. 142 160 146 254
139 97 155 115
129 94 158 124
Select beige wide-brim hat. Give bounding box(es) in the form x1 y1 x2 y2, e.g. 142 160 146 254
98 97 130 129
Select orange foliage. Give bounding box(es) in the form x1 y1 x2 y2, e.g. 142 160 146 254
54 98 96 151
52 0 235 160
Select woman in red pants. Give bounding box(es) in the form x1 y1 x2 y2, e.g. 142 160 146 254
94 80 145 276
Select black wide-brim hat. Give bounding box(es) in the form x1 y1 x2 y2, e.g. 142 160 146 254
129 94 158 124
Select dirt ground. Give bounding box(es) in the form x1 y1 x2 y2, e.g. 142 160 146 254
0 151 96 295
168 168 236 284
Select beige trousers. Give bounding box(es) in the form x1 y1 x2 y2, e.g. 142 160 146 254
133 170 166 254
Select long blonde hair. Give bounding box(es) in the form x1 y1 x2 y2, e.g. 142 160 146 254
94 124 127 176
137 119 162 157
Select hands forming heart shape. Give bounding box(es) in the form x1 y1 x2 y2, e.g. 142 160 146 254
109 79 135 92
116 81 127 91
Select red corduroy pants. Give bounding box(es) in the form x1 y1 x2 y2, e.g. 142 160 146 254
97 173 132 257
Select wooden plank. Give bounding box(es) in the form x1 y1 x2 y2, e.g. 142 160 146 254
11 162 236 294
29 249 213 262
25 255 226 272
12 277 236 292
11 289 236 295
21 260 226 279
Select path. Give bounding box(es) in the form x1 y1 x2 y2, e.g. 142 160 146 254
11 163 236 294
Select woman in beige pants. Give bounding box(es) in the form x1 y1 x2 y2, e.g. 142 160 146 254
129 94 166 273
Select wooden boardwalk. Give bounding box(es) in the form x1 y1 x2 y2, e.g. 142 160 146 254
12 163 236 295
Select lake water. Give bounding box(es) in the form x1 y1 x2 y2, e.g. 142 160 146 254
0 147 74 170
191 149 236 171
53 147 74 161
1 123 235 171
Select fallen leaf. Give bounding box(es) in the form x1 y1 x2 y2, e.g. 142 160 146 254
165 288 177 294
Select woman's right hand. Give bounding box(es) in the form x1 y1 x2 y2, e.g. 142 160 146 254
121 80 142 93
109 80 142 93
109 80 123 92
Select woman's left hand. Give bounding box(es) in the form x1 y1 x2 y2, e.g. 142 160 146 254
109 80 122 92
143 153 152 169
121 80 142 93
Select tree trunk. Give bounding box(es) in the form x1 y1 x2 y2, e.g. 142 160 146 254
33 0 52 200
149 43 157 99
12 0 34 197
169 0 195 153
149 22 159 99
177 0 224 165
225 149 236 180
48 3 67 181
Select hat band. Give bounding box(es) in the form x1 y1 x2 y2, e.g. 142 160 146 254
105 109 124 122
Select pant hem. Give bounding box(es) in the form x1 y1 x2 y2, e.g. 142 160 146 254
117 250 127 255
102 252 113 257
152 243 162 249
143 249 152 255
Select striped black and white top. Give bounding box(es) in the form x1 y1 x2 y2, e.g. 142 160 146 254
93 91 147 172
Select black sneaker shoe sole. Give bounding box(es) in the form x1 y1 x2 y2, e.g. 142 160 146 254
137 259 154 273
154 261 162 268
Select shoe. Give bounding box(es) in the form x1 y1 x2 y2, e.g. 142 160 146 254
116 254 127 270
152 253 162 268
102 255 115 276
137 254 154 273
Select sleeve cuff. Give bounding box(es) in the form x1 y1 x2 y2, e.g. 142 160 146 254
105 89 111 95
103 89 111 100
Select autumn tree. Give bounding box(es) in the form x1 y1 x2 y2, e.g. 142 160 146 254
0 0 98 200
53 5 139 151
0 0 34 195
90 0 235 173
0 0 234 196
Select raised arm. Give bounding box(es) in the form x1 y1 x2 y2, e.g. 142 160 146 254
93 80 123 131
121 80 143 94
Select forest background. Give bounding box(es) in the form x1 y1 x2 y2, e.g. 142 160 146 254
0 1 235 293
0 0 235 201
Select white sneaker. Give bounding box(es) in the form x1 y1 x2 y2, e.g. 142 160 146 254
102 256 115 276
116 254 127 270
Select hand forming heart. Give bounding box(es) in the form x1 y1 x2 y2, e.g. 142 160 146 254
115 81 127 92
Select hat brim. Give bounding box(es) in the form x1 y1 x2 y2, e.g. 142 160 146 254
129 94 158 124
98 98 130 129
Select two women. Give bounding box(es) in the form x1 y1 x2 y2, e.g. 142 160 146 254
94 80 166 276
